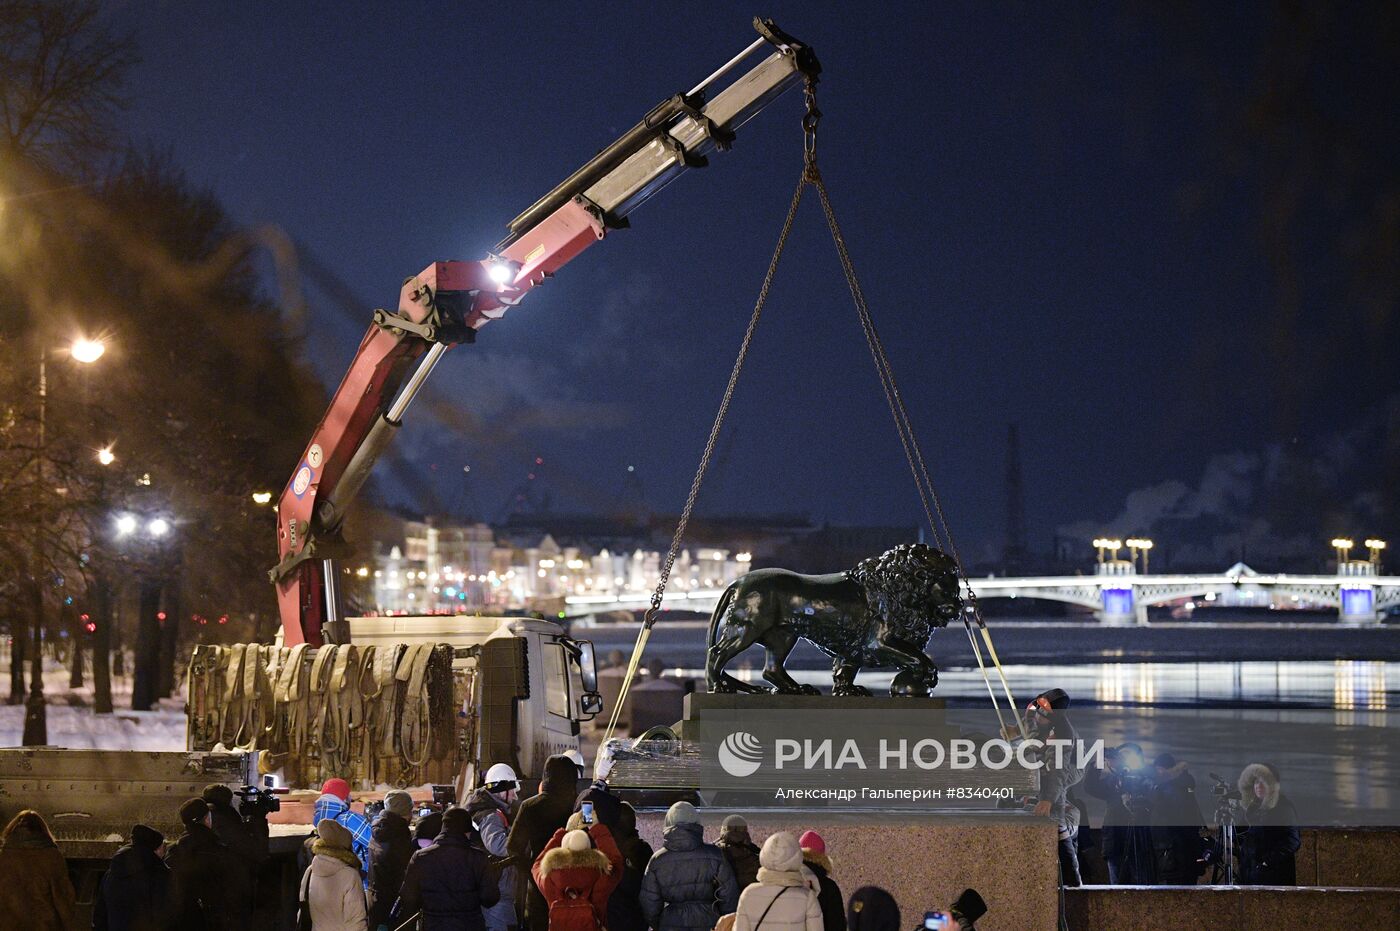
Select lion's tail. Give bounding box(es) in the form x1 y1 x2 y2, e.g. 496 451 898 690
706 582 739 650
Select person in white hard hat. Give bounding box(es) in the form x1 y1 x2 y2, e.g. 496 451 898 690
468 763 521 931
564 749 588 793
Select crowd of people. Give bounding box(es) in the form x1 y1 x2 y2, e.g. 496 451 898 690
1025 687 1302 888
0 730 1301 931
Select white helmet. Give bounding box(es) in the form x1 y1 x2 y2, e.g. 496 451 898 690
564 749 586 773
484 763 518 788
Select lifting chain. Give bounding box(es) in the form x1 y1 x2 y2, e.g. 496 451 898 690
604 77 1026 746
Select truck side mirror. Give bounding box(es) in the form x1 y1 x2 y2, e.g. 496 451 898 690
580 692 604 717
577 640 598 693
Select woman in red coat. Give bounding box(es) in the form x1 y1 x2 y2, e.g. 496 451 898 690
532 822 623 931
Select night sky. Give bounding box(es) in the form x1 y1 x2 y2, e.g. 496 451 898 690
105 1 1396 565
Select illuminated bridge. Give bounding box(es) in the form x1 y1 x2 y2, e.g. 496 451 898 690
564 562 1400 625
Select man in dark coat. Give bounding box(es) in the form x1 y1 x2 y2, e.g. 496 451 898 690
393 807 500 931
1084 746 1156 885
369 790 416 929
716 815 760 890
165 798 250 931
639 802 738 931
605 802 653 931
573 777 624 834
202 783 270 915
93 824 170 931
1237 763 1301 886
1150 754 1204 884
507 754 579 931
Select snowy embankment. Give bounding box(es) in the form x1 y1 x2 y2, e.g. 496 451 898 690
0 661 187 751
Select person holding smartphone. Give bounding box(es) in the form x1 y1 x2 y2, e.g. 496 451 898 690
531 815 623 931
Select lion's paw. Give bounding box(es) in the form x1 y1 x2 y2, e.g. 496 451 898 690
832 684 872 697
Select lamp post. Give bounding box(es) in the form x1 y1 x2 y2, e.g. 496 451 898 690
1125 538 1154 574
1331 538 1354 573
23 336 107 746
1365 539 1386 571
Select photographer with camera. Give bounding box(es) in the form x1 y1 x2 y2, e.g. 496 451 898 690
202 783 272 918
1149 754 1204 885
1084 744 1156 885
1237 763 1300 886
1020 688 1085 886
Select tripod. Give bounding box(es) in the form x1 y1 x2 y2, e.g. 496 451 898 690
1212 796 1240 885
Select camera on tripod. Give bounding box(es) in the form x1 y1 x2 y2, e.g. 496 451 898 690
1210 774 1241 802
236 784 281 819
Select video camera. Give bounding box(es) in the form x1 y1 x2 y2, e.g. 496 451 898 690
415 784 459 818
1209 772 1241 802
236 784 281 819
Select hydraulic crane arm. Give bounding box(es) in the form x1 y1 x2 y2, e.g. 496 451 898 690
271 20 819 646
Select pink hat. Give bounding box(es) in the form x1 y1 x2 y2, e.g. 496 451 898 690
321 778 351 801
799 830 825 854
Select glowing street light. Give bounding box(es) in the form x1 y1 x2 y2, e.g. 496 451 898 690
148 517 170 538
96 445 116 466
1365 538 1387 566
1092 538 1123 563
69 337 107 364
1332 537 1354 569
251 491 273 505
114 513 138 536
1125 538 1154 573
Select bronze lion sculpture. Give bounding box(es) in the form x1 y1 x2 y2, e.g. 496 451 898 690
705 543 964 697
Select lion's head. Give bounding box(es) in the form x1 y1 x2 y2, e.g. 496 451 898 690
848 543 963 639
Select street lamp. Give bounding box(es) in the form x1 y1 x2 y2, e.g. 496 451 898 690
1125 538 1154 573
251 491 272 505
96 445 116 466
114 513 138 536
1331 538 1354 570
1092 538 1122 564
1365 538 1386 568
69 337 107 364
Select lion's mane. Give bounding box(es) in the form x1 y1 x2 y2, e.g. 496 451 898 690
848 542 963 641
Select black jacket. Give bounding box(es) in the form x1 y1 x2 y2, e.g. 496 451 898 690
1239 792 1301 886
393 830 500 931
208 802 268 871
165 823 250 931
93 843 171 931
803 858 846 931
368 811 415 928
507 755 580 931
1150 763 1203 883
639 822 739 931
607 804 654 931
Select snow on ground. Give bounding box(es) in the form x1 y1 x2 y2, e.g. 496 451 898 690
0 659 187 751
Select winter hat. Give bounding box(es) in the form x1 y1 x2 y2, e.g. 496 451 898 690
664 801 700 828
178 798 210 827
442 807 474 836
563 829 592 852
847 886 900 931
130 824 164 851
317 817 353 849
798 830 825 854
384 790 413 819
415 812 442 843
950 888 987 923
1037 688 1070 710
1153 753 1178 769
759 831 804 872
722 814 747 831
320 778 351 801
202 784 234 808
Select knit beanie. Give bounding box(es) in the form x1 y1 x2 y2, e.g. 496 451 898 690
130 824 164 851
722 814 747 831
441 807 473 836
847 886 900 931
664 801 699 828
798 830 825 854
178 798 210 827
759 831 803 872
951 888 987 923
317 817 353 849
202 784 234 808
320 778 351 801
415 812 442 843
384 790 413 819
563 829 592 852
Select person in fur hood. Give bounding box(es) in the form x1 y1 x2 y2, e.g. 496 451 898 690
797 832 844 931
733 832 823 931
531 822 623 931
300 818 368 931
1236 763 1300 886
